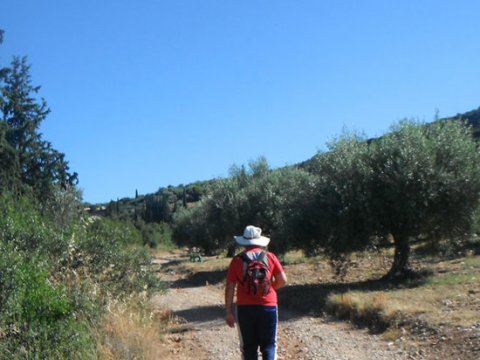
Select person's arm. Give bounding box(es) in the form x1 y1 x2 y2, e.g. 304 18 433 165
272 271 287 290
225 282 236 327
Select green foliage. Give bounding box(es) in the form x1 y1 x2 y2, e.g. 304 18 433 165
79 218 161 296
0 34 161 357
245 165 316 254
302 132 373 256
0 195 68 259
0 193 162 357
102 181 211 226
143 189 174 223
136 221 173 249
172 118 480 278
173 199 213 252
0 121 20 193
173 170 256 255
0 243 95 359
369 120 480 276
41 185 84 232
302 119 480 277
172 158 315 255
0 56 77 200
368 119 480 239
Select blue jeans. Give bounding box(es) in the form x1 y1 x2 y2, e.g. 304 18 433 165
237 305 278 360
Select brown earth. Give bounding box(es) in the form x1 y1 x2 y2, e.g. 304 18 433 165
151 252 479 359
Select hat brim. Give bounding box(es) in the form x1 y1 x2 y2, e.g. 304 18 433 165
234 235 270 247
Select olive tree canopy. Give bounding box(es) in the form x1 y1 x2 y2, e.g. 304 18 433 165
306 120 480 278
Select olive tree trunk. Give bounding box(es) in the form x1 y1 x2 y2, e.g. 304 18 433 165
385 234 412 279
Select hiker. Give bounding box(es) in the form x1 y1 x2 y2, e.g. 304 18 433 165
225 225 287 360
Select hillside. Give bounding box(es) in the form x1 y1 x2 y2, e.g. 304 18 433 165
300 106 480 171
450 107 480 137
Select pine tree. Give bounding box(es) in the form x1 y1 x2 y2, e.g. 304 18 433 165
0 56 77 199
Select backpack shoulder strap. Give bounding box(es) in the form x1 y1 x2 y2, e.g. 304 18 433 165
238 252 251 264
248 251 268 269
238 250 269 266
256 250 268 264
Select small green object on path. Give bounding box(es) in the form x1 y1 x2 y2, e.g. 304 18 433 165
189 253 202 262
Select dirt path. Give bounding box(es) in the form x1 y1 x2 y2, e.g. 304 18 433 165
152 255 415 360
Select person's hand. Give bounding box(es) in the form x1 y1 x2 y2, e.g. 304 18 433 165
226 312 236 328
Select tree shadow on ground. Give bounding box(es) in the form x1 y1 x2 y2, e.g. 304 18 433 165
173 305 225 324
164 267 431 329
278 275 429 320
172 270 226 288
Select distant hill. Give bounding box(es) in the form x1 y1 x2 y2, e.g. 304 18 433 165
299 106 480 172
447 106 480 138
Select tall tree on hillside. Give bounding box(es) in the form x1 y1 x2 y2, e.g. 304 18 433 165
0 120 20 191
144 189 174 223
0 29 19 190
0 56 77 199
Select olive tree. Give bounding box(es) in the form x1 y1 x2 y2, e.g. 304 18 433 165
213 161 315 255
172 174 248 255
253 166 316 254
172 158 315 256
299 133 374 262
172 159 269 255
306 120 480 279
368 119 480 277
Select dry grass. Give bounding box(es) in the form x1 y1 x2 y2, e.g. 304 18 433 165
153 249 231 273
97 295 171 360
183 254 231 273
382 327 403 342
281 250 309 265
322 254 480 331
325 292 391 332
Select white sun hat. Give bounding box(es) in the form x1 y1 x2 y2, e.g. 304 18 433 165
234 225 270 247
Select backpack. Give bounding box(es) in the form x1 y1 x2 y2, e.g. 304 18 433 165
238 251 271 297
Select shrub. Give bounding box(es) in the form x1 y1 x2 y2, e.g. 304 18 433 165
0 195 72 262
137 221 174 249
0 194 163 358
78 218 162 296
0 244 96 359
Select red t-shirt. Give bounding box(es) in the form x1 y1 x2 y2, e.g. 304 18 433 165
226 247 284 306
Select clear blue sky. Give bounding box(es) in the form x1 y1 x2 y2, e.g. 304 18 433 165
1 1 479 204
